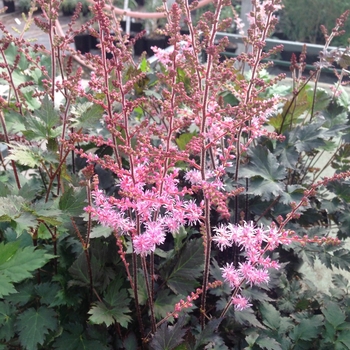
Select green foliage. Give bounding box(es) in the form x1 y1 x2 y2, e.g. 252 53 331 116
88 278 132 328
1 3 350 350
161 238 204 295
16 306 58 350
150 316 187 350
0 241 54 298
278 0 350 45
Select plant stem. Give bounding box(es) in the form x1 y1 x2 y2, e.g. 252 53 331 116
0 111 21 189
141 256 156 333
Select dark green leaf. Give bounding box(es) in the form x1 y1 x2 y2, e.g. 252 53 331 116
165 239 204 295
24 95 61 140
150 316 187 350
233 306 265 328
322 301 346 329
242 147 286 181
6 281 35 306
35 282 61 307
54 324 108 350
70 102 104 130
327 181 350 202
274 132 299 169
332 274 349 290
16 306 58 350
194 318 223 349
259 302 281 330
89 302 130 328
239 147 286 200
154 290 180 321
306 87 330 112
289 315 323 342
331 249 350 272
59 186 86 217
123 332 138 350
291 118 327 153
0 241 54 297
256 336 282 350
0 275 17 298
89 278 131 328
0 301 16 342
338 330 350 349
90 225 113 239
68 253 103 288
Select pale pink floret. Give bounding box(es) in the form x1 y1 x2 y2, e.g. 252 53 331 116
232 295 252 311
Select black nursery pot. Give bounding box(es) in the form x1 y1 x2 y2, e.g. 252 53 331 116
120 21 143 34
74 34 91 54
3 0 15 13
133 36 146 56
89 35 99 50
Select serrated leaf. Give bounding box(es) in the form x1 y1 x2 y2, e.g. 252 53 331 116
90 225 113 239
0 275 17 298
88 302 124 327
194 318 223 349
0 195 25 222
59 186 86 217
6 143 46 167
68 253 103 288
332 274 349 290
306 88 330 112
247 177 285 201
0 241 54 297
233 306 264 328
291 118 327 153
70 102 104 130
165 238 204 295
256 336 282 350
259 302 281 330
153 290 180 321
35 282 61 306
241 147 286 181
289 315 323 342
16 306 58 350
24 95 61 140
0 301 16 342
176 132 196 151
88 278 131 328
322 301 346 329
239 147 286 200
6 281 35 306
332 249 350 272
328 180 350 201
150 316 187 350
274 133 299 169
338 330 350 349
54 324 108 350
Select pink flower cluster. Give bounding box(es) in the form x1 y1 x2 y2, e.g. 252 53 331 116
86 165 203 256
213 221 292 310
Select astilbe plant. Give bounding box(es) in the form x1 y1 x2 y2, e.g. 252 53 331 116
1 0 350 348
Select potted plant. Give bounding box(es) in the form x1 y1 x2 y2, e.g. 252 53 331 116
61 0 89 16
19 0 41 14
143 0 169 56
276 0 350 63
3 0 15 13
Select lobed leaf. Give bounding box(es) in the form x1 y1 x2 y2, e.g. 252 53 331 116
16 306 58 350
150 316 187 350
164 238 204 295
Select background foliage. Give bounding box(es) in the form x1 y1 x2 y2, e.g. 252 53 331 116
0 0 350 349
